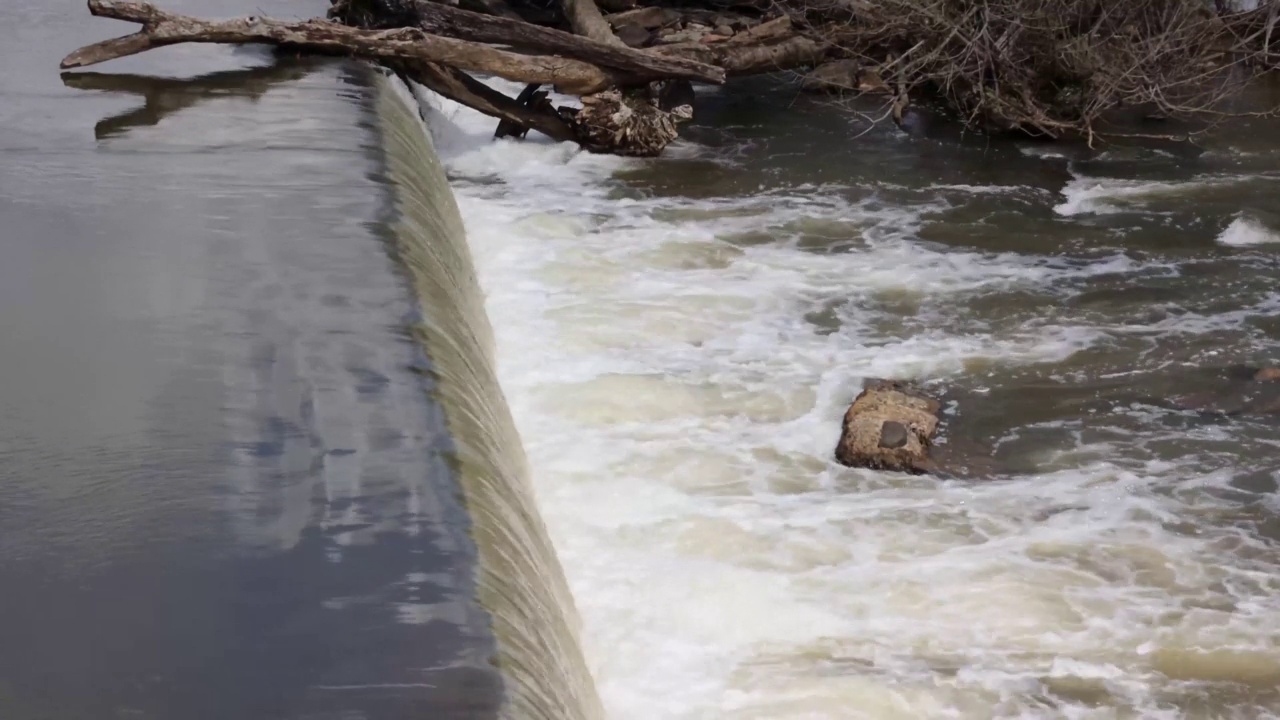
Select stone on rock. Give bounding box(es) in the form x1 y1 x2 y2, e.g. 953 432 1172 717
835 379 941 473
878 421 910 449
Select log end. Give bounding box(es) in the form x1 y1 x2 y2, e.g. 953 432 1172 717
61 32 157 69
834 379 941 474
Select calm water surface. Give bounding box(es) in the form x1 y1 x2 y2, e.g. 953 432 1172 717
0 2 501 718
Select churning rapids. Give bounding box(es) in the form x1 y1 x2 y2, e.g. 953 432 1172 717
399 78 1280 719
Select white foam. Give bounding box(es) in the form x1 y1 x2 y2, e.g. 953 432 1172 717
1054 175 1191 216
1055 172 1280 216
408 81 1280 718
1217 214 1280 247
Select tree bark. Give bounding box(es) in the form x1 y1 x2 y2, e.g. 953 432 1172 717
390 60 578 142
336 0 724 85
562 0 625 46
61 0 629 95
652 35 824 75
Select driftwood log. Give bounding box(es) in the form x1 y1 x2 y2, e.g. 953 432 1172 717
60 0 1280 155
63 1 656 95
335 0 725 85
61 0 824 156
835 379 942 474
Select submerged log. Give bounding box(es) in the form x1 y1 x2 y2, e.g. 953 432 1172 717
834 379 941 474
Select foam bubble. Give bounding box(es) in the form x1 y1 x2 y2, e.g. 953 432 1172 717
1217 214 1280 246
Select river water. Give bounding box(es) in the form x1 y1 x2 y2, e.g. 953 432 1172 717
6 0 1280 718
418 81 1280 718
0 2 509 718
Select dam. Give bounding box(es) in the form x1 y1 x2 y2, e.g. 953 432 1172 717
7 0 1280 717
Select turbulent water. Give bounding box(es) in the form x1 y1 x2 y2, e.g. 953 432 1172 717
411 80 1280 719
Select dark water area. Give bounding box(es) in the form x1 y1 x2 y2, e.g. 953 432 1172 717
0 2 500 718
621 79 1280 491
418 69 1280 714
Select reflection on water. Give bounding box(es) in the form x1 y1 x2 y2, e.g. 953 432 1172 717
60 52 327 139
0 1 502 718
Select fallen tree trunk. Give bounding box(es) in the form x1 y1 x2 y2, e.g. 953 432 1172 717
650 17 825 75
62 0 632 94
654 35 823 75
333 0 725 85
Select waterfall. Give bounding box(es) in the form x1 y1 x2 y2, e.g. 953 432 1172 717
370 69 605 720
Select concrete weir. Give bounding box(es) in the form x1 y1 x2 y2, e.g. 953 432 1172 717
370 70 605 720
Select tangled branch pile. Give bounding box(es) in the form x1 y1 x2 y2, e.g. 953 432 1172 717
799 0 1280 139
62 0 1280 155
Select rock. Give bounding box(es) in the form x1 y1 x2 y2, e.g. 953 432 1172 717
800 59 861 92
878 421 910 449
713 14 749 31
713 24 735 36
857 69 889 94
835 379 941 473
654 28 704 44
801 60 892 94
1255 367 1280 381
